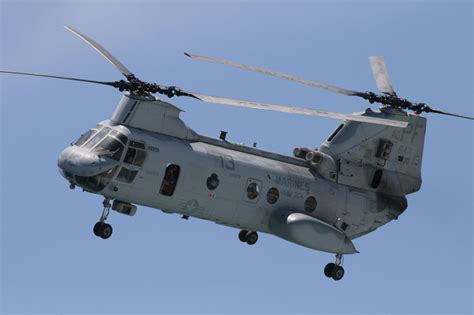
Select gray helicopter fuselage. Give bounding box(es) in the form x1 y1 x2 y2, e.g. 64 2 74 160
58 93 419 254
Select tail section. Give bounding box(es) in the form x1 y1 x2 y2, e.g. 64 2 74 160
320 108 427 196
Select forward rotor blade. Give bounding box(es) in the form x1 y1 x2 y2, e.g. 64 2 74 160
185 53 364 97
368 56 396 96
65 26 133 78
0 70 117 87
423 106 474 120
189 92 408 128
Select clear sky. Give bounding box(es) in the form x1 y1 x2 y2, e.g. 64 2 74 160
1 0 472 314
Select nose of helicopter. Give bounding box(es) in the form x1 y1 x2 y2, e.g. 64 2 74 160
57 146 116 178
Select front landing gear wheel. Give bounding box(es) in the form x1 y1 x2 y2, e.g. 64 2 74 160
94 222 113 239
332 265 344 281
324 263 335 278
93 197 113 239
93 222 102 237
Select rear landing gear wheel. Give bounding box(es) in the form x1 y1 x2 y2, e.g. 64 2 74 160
324 253 345 281
331 265 344 281
324 263 335 278
238 230 248 242
245 231 258 245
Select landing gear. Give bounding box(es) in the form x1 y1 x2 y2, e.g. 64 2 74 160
93 197 113 239
238 230 248 242
324 253 345 281
238 230 258 245
324 263 335 277
93 222 113 239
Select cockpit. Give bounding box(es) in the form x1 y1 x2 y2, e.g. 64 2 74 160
59 124 130 192
74 126 128 159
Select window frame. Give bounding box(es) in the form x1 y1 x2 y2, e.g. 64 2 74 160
266 187 280 205
123 140 147 167
244 178 262 202
115 167 139 184
159 164 181 197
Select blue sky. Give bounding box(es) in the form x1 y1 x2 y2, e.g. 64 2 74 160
1 0 472 314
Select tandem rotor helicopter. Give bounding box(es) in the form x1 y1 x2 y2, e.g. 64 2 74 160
1 27 472 281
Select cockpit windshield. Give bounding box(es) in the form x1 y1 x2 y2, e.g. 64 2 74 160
84 127 111 149
74 125 128 161
74 129 97 147
93 136 124 161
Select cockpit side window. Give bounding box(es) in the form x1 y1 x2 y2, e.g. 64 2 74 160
75 165 118 192
84 127 111 149
116 167 138 184
124 141 146 167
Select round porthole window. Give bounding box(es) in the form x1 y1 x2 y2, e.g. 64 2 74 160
206 173 219 190
246 182 260 200
304 196 317 213
266 187 279 204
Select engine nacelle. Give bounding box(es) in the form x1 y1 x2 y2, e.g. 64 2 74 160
304 150 338 181
293 147 312 159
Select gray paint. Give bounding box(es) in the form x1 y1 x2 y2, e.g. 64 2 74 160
58 93 427 254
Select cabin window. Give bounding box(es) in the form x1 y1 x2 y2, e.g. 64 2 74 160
304 196 318 213
116 167 138 183
124 141 146 167
246 182 260 200
266 187 279 204
160 164 181 196
327 124 344 142
206 173 220 190
376 140 393 159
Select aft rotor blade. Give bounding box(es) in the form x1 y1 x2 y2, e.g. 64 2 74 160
0 70 117 87
423 106 474 120
368 56 397 96
185 53 364 97
189 92 408 128
65 26 133 78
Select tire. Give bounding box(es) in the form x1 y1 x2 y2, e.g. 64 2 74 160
93 222 102 237
324 263 335 278
332 266 344 281
246 231 258 245
238 230 248 242
100 223 113 239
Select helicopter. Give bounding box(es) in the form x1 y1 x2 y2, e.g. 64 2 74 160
1 27 472 281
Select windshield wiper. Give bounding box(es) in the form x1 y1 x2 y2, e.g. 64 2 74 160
97 148 121 158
